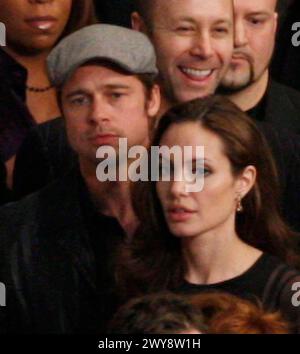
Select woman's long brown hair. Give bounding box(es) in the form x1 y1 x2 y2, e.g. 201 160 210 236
116 96 300 301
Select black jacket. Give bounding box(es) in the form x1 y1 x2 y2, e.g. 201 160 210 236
272 0 300 92
0 49 35 162
0 160 11 205
0 169 124 333
260 80 300 133
13 117 76 198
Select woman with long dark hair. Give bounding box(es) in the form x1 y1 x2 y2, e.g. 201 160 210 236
117 95 300 333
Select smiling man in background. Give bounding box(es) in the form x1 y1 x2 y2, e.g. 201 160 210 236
132 0 234 113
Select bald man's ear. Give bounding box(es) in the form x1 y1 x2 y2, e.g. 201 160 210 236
131 12 148 34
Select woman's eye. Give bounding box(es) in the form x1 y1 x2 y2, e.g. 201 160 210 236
192 168 210 176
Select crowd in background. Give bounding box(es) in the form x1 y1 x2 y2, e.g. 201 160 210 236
0 0 300 335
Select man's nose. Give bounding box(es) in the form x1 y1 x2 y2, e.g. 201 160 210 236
234 19 248 48
88 97 112 125
189 31 214 59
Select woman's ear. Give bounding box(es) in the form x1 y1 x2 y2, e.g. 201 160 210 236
235 165 257 199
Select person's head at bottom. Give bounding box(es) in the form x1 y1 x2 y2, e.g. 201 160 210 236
190 292 289 334
109 292 207 334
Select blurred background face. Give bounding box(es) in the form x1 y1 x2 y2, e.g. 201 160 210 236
221 0 278 91
62 65 159 165
147 0 234 103
0 0 72 55
156 122 241 238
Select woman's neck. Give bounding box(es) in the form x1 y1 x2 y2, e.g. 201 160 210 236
4 46 60 123
182 222 262 285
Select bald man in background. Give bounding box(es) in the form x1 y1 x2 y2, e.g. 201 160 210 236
220 0 300 133
132 0 234 114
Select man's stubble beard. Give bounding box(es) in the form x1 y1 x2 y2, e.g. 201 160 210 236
219 61 255 94
219 57 271 95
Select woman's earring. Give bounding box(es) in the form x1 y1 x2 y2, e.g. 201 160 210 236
236 195 244 213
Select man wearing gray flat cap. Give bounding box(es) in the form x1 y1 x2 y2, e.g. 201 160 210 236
0 24 160 334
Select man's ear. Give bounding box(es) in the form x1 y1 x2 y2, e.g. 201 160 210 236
235 165 257 199
146 84 161 118
131 11 148 33
273 11 278 34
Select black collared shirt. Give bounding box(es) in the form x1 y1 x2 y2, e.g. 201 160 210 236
0 48 35 161
77 173 126 333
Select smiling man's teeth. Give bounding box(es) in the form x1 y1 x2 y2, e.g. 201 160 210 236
181 67 212 78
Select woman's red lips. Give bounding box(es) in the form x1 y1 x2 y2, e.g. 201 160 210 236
167 206 196 222
168 205 195 213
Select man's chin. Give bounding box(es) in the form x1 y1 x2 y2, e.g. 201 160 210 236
174 87 215 103
219 77 252 94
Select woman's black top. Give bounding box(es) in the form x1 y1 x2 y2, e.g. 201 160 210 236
178 253 300 333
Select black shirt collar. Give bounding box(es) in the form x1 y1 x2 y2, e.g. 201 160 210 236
246 80 271 121
76 169 126 247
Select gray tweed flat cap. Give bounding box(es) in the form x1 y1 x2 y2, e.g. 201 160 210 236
47 24 158 87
